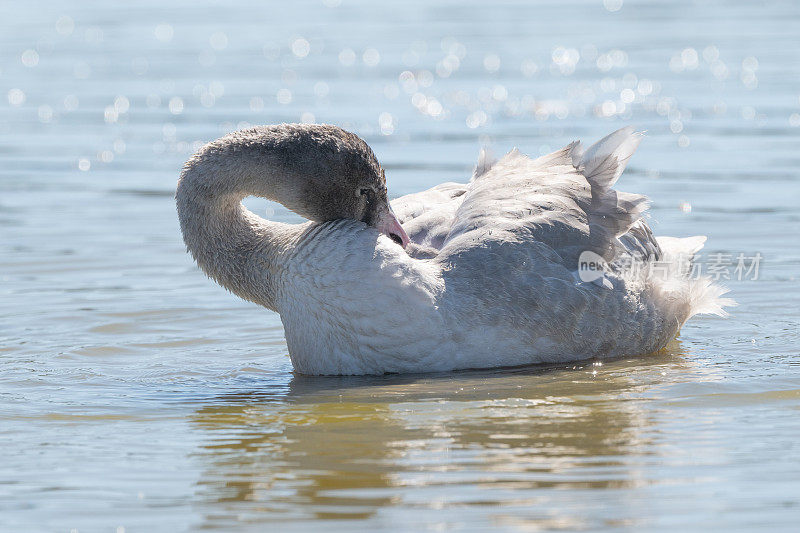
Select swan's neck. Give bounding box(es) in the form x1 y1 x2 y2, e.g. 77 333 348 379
176 170 297 311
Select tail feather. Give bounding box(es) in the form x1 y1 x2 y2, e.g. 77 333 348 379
686 277 736 317
656 235 735 317
657 235 707 258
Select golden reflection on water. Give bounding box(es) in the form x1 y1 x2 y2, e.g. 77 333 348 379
189 344 698 529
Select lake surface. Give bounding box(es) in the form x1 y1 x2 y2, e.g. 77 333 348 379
2 0 800 531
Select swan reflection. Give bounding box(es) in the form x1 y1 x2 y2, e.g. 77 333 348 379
189 344 696 528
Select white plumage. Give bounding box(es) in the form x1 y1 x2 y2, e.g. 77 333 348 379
177 125 732 375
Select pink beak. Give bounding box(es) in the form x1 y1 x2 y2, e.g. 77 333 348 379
376 205 410 248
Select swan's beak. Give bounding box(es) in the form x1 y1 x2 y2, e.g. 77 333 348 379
376 205 410 248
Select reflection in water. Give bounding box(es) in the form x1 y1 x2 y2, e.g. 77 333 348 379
193 399 405 523
190 346 693 529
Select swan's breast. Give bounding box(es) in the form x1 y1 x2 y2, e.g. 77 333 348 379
275 220 449 375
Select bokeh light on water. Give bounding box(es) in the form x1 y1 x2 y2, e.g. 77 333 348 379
1 1 800 531
3 0 799 187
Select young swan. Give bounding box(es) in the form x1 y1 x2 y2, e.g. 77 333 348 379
177 123 731 375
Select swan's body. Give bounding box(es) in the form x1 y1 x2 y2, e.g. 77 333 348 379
177 124 730 375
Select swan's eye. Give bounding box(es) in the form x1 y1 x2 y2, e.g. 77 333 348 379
359 188 372 197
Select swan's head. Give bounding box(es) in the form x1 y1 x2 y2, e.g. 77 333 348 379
282 124 409 248
210 123 410 248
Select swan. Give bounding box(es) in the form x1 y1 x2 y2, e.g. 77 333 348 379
176 124 731 375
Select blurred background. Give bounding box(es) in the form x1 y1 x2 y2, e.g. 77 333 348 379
2 0 800 531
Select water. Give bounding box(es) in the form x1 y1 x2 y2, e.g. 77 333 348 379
2 0 800 530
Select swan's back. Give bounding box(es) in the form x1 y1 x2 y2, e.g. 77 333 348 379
396 128 654 264
392 127 731 366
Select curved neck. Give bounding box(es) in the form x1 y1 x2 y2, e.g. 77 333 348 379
176 163 298 311
175 124 388 311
